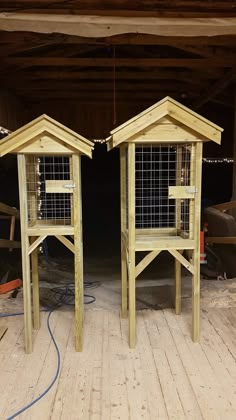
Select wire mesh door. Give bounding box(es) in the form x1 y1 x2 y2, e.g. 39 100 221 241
26 155 74 226
135 144 194 237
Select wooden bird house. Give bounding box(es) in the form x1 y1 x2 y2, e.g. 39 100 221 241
0 115 94 353
108 96 223 348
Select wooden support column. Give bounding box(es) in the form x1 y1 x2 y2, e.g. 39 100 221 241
175 144 182 314
128 143 136 348
120 145 128 318
232 87 236 219
72 154 83 351
31 237 40 330
192 142 203 342
17 154 33 353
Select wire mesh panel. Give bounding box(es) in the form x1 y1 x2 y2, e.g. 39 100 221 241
26 156 72 225
135 144 192 233
180 146 191 236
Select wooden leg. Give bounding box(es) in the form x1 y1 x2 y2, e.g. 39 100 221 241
74 236 83 351
121 242 128 318
175 258 181 315
22 237 33 353
192 250 200 342
31 240 40 330
128 249 136 348
9 215 16 252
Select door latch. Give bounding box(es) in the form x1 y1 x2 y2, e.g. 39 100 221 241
63 183 75 190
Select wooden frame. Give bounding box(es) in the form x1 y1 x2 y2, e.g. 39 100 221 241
0 115 93 353
0 202 20 250
108 96 222 348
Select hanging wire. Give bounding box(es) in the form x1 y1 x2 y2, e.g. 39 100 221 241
113 46 117 126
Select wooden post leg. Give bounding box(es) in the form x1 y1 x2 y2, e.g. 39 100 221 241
9 215 16 252
22 238 33 353
192 250 200 342
31 240 40 330
129 249 136 348
175 258 181 315
73 154 83 352
121 242 128 318
74 239 83 351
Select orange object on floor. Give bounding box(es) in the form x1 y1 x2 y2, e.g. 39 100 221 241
0 278 22 295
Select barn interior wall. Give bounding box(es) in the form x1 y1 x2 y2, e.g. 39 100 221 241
0 90 27 131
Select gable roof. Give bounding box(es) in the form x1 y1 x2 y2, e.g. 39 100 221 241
0 114 94 158
108 96 223 150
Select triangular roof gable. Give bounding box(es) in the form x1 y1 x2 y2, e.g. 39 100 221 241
108 97 223 149
0 114 94 158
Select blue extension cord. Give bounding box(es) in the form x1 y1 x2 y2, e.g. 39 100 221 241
0 282 99 419
0 308 60 420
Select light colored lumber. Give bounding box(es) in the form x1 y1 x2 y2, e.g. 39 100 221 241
17 154 32 354
130 121 207 142
139 312 169 419
16 135 76 154
50 311 94 419
109 96 222 149
120 146 127 318
192 142 203 343
72 154 83 351
30 237 40 330
135 235 194 251
135 250 161 279
176 311 235 418
175 257 182 316
168 185 197 199
27 225 74 236
189 143 196 240
1 14 236 37
153 310 200 419
127 143 136 348
135 227 177 236
175 145 182 315
55 235 75 254
28 235 47 255
168 249 194 274
45 179 74 194
0 114 93 158
232 87 236 207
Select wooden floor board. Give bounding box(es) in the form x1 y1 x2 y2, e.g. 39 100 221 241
1 306 236 420
176 311 235 420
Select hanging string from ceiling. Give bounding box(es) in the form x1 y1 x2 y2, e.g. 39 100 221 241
113 45 117 126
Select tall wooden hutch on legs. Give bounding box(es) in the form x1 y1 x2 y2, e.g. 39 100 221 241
108 97 222 348
0 115 94 353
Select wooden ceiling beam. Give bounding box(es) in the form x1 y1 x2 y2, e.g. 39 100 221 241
3 69 220 82
1 32 236 46
193 68 236 109
0 14 236 38
10 81 205 92
2 57 236 68
1 9 236 18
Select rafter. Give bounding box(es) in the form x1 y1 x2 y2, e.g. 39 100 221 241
0 14 236 38
2 57 236 68
193 68 236 109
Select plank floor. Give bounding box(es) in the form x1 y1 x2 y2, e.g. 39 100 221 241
1 306 236 420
